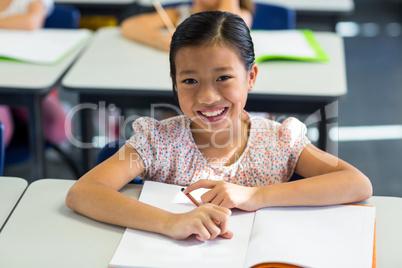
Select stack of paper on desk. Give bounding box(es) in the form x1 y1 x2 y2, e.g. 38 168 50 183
109 181 376 268
251 30 329 62
0 29 91 65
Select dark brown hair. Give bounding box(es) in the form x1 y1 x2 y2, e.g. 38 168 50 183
169 11 255 99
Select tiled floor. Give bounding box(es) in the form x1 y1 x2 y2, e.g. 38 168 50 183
3 0 402 197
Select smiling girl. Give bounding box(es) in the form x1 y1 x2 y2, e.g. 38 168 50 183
66 11 372 242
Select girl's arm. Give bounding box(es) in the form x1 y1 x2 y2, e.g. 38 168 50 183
120 8 177 52
184 144 372 211
65 144 232 241
253 144 373 208
0 0 47 30
217 0 252 28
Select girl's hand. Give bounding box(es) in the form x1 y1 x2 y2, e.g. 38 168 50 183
165 203 233 241
183 180 260 211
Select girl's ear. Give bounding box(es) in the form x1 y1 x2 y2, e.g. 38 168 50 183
248 63 258 92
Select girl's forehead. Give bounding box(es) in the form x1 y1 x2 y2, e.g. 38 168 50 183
175 44 241 62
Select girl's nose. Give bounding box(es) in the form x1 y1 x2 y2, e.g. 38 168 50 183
196 84 221 104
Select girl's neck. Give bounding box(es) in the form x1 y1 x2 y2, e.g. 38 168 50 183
191 113 250 166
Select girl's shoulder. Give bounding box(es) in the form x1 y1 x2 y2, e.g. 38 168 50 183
249 115 309 144
132 115 190 137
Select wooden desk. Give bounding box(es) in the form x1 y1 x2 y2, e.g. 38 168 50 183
0 177 27 230
62 27 346 172
0 178 400 267
0 31 91 180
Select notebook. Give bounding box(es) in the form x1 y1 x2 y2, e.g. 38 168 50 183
109 181 376 268
251 30 329 63
0 28 91 65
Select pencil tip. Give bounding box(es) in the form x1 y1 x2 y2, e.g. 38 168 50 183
181 188 185 192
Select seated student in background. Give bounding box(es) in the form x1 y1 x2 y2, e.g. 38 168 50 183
120 0 254 51
0 0 72 148
0 0 53 29
66 11 372 242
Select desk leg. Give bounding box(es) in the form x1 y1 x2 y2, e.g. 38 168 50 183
80 106 95 174
28 95 45 180
318 108 328 151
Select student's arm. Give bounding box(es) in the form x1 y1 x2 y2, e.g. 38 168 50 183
184 144 373 211
217 0 252 28
65 144 233 241
0 0 47 30
120 8 178 52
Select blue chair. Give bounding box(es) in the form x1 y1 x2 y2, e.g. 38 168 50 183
0 121 5 176
98 140 143 184
251 3 296 30
44 4 81 29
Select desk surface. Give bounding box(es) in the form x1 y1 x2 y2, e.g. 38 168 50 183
0 177 27 230
0 33 90 92
0 178 400 267
255 0 354 13
63 27 346 98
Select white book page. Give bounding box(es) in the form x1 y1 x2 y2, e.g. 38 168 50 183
0 29 90 64
245 205 376 268
251 30 317 59
110 181 255 268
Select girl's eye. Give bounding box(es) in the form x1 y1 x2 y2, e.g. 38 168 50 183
182 79 197 84
217 75 231 81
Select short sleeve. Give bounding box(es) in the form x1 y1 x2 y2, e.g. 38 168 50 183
126 117 157 177
41 0 54 16
278 117 311 180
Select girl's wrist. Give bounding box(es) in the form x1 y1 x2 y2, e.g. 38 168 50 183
160 211 180 238
252 186 271 210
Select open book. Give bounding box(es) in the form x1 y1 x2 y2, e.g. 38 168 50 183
251 30 329 63
110 181 376 268
0 29 91 65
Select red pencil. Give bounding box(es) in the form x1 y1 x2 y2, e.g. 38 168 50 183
181 188 220 226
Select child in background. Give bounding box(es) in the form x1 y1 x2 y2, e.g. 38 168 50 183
0 0 72 148
66 11 372 242
0 0 53 29
120 0 253 51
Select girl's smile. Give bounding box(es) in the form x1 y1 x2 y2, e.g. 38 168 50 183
197 107 228 123
174 44 258 138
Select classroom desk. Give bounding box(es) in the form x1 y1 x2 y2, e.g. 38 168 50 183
62 27 346 172
0 177 27 230
0 178 400 267
0 32 91 181
256 0 354 14
257 0 355 31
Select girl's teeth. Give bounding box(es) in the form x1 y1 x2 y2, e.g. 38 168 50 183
201 108 225 117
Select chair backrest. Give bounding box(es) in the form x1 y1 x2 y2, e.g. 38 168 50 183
251 3 296 30
44 4 81 29
0 121 5 176
98 140 143 184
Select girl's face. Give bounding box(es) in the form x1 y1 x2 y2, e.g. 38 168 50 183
174 44 258 134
